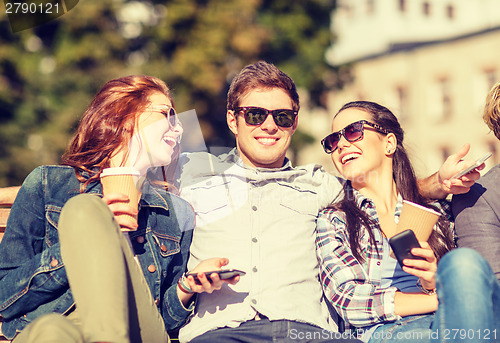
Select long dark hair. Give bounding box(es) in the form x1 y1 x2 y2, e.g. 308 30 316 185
61 75 178 191
329 101 454 262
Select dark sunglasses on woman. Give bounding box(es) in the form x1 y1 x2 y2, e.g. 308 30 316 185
151 105 179 128
321 120 389 154
234 107 298 128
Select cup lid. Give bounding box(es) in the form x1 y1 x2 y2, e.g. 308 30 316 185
100 167 140 177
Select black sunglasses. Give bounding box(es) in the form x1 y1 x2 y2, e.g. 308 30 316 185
151 105 179 128
234 107 297 128
321 120 389 154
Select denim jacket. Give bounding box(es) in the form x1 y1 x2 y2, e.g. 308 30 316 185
0 165 195 340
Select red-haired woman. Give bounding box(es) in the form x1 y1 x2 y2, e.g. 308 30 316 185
0 75 238 343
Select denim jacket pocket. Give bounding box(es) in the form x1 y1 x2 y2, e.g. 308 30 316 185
152 233 181 257
45 205 62 247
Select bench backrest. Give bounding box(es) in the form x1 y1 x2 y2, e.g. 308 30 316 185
0 187 20 342
0 209 10 244
0 186 19 244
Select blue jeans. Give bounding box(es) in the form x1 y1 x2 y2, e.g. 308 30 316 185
190 318 362 343
367 248 500 343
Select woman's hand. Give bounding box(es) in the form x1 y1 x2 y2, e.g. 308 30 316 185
401 241 437 291
101 193 138 231
185 257 240 294
176 257 240 307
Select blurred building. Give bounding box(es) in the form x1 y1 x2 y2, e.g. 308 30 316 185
298 0 500 177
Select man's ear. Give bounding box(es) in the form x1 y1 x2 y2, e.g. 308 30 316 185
291 115 298 135
227 110 238 135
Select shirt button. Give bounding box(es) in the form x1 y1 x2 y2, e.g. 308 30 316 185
136 236 145 244
160 245 167 252
252 267 258 272
252 206 257 211
148 265 156 273
252 237 258 243
377 262 381 266
251 299 257 304
50 259 58 267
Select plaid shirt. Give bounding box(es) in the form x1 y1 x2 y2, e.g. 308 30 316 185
315 185 453 330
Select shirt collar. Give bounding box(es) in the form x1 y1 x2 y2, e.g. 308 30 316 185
348 181 404 215
226 147 293 172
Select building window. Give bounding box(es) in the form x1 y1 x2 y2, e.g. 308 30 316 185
367 0 375 14
422 1 431 16
430 78 453 121
439 78 452 120
485 69 497 91
397 86 408 121
399 0 406 12
441 147 450 165
446 5 455 19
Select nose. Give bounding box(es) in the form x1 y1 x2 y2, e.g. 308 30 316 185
336 133 350 152
260 113 278 132
172 121 183 140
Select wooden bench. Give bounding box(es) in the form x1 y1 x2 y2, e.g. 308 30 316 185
0 206 11 342
0 208 9 245
0 187 17 343
0 186 18 245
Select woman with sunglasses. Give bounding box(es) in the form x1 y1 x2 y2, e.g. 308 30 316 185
316 101 500 342
0 75 237 343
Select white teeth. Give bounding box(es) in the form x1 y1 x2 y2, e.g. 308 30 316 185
257 137 277 143
341 153 360 164
163 136 177 146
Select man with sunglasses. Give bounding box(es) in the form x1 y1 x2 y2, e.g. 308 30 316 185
175 61 479 343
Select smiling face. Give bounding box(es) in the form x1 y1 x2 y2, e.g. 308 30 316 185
126 92 183 175
331 108 395 188
227 87 297 169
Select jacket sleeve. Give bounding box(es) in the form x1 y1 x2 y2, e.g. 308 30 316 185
452 184 500 280
0 167 69 319
315 212 399 328
161 197 196 332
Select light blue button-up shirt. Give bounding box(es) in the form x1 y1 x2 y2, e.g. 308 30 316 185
177 149 344 342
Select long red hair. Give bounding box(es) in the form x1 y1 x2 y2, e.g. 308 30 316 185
61 75 175 190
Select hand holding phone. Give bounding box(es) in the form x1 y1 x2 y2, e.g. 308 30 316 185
452 152 491 179
186 269 246 285
389 229 425 268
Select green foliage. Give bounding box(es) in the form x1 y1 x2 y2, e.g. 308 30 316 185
0 0 337 186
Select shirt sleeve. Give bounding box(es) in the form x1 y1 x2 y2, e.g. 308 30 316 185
315 210 399 328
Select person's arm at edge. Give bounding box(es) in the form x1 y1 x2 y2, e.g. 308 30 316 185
418 144 481 199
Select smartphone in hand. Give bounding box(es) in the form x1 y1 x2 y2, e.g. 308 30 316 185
452 152 491 179
186 269 246 284
389 229 425 268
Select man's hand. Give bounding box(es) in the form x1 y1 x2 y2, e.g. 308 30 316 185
438 143 483 195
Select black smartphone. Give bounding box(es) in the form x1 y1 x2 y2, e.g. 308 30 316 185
186 269 246 284
389 229 424 268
